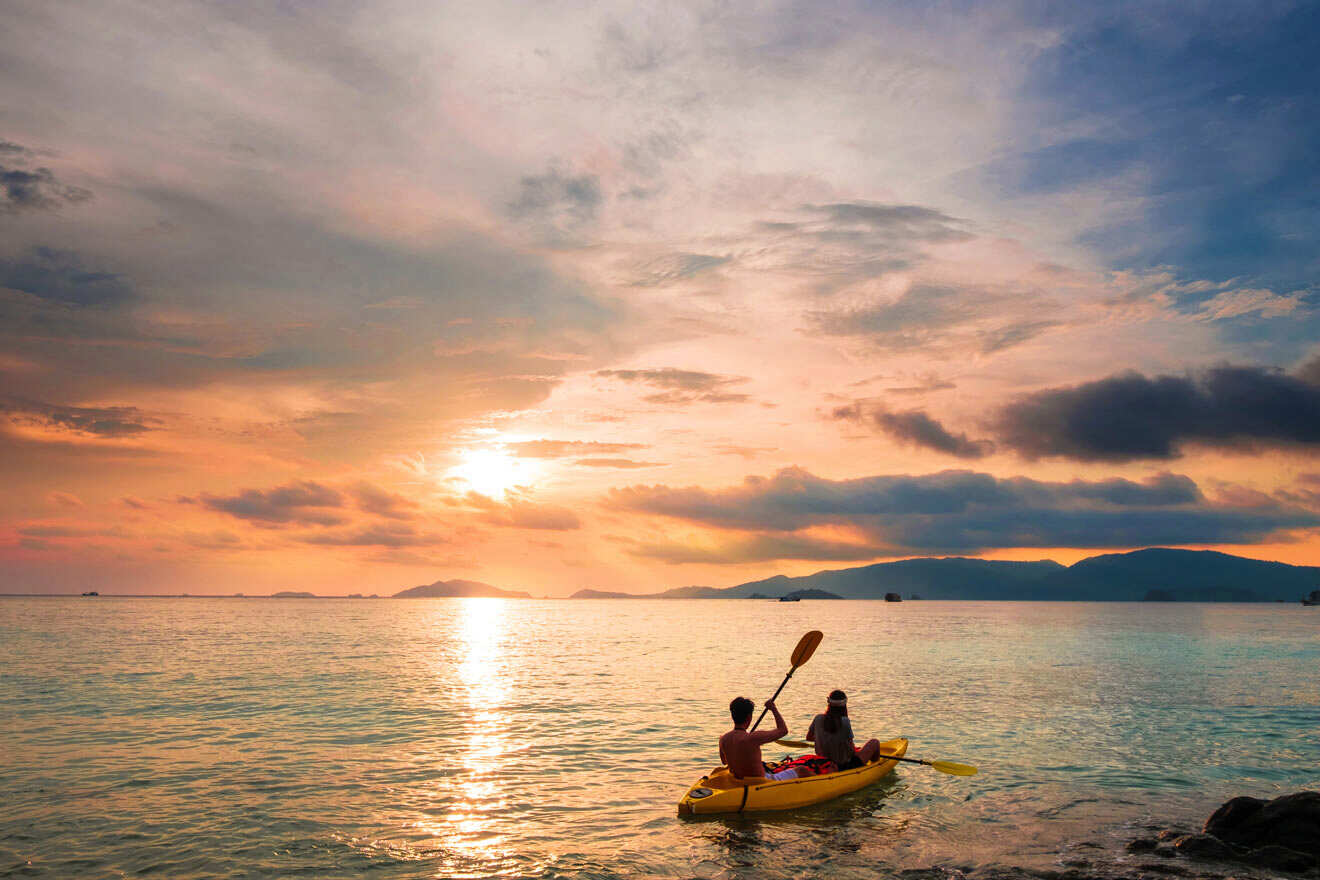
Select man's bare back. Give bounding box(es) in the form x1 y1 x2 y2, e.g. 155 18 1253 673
719 698 808 780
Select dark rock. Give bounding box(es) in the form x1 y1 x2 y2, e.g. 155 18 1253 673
1204 797 1265 835
965 866 1062 880
1242 845 1315 873
1172 834 1237 861
1127 840 1159 853
1151 846 1176 859
1203 791 1320 858
1155 829 1189 842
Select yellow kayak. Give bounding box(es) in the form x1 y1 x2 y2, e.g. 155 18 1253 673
677 737 908 815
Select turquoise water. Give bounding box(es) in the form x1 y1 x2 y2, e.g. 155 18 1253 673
1 598 1317 879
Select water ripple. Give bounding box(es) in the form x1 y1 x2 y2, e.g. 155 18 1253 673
2 598 1318 879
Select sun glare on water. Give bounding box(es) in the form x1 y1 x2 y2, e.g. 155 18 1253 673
448 448 534 498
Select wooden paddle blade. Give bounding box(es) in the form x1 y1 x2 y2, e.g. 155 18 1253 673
774 739 812 749
930 760 978 776
790 630 824 668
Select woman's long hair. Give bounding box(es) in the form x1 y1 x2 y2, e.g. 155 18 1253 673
823 689 848 735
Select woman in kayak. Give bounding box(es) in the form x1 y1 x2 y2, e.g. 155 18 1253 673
806 690 882 770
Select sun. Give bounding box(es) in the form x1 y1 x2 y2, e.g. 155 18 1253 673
448 448 535 498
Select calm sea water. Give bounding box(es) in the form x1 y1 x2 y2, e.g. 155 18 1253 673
2 598 1318 879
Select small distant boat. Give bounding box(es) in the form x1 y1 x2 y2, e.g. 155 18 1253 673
1302 589 1320 606
81 591 99 597
778 596 801 602
884 592 902 602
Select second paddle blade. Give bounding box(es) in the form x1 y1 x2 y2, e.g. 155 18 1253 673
931 760 978 776
791 630 824 668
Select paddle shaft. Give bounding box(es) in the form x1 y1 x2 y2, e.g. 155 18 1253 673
749 669 795 732
774 739 976 775
870 753 938 768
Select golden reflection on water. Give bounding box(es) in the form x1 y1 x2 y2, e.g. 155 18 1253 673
376 599 526 878
442 598 517 875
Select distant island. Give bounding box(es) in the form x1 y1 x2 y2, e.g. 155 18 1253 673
781 589 843 600
566 548 1320 602
569 588 644 599
271 591 318 598
392 578 532 599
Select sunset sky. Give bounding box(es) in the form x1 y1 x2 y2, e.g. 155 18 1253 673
2 1 1318 595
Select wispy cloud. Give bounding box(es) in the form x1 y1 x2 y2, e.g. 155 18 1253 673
0 141 91 213
466 492 582 530
508 439 648 458
0 248 133 308
1 397 154 438
508 168 602 246
596 368 750 404
197 481 345 526
833 403 993 459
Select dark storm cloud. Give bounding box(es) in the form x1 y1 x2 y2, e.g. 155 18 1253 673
833 403 992 459
0 397 154 437
0 161 91 213
508 439 648 458
1295 354 1320 385
996 364 1320 461
628 533 885 564
0 248 134 308
596 368 750 404
607 467 1305 556
611 467 1205 531
197 481 345 526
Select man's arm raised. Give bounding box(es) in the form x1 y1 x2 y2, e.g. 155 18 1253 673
750 699 789 744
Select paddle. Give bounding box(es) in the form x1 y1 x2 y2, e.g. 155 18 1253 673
749 630 824 732
773 739 978 776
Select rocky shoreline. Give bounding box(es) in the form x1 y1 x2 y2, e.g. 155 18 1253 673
905 792 1320 880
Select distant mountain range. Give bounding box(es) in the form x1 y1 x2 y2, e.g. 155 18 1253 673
567 549 1320 602
393 578 532 599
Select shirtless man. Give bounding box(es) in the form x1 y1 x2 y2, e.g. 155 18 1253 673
719 696 813 780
